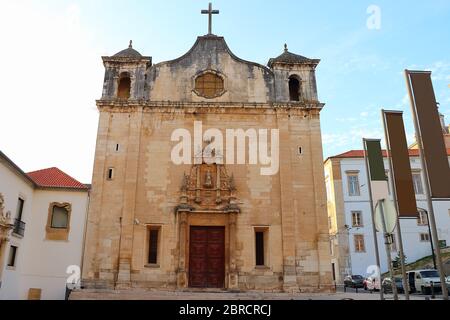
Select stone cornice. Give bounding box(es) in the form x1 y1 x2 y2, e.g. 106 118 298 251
96 99 325 114
102 56 152 65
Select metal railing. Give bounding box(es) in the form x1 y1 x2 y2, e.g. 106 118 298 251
13 219 26 237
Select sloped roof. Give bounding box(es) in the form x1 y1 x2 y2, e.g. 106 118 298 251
27 167 88 190
112 40 143 58
268 45 319 68
113 47 142 58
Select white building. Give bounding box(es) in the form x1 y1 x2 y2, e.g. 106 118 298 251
325 148 450 283
0 151 89 300
324 116 450 284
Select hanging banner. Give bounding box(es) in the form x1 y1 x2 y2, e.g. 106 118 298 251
364 139 390 204
406 70 450 199
383 111 418 218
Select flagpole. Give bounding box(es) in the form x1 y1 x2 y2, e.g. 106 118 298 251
405 70 449 300
382 110 410 300
378 199 399 300
363 138 384 301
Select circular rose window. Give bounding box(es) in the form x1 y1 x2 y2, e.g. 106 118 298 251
194 72 225 98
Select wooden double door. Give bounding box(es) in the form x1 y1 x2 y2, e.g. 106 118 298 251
189 226 225 288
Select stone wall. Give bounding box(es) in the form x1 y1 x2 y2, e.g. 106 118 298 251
82 102 333 292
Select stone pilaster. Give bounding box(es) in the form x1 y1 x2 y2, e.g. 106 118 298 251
0 216 12 287
228 213 238 290
116 106 144 288
309 115 333 291
177 212 188 288
276 111 298 292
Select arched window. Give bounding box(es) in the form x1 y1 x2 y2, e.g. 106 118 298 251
195 72 224 98
51 205 69 229
117 73 131 99
289 76 301 101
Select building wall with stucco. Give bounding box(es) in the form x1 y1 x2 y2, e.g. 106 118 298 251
81 35 333 293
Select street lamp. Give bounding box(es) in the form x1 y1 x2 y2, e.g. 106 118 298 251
418 207 437 270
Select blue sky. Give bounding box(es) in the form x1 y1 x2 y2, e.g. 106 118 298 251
0 0 449 182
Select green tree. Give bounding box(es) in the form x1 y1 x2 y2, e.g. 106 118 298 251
392 253 407 270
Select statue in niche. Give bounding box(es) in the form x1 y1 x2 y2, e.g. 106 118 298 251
204 170 213 188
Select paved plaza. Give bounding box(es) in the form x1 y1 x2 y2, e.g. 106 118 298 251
70 288 442 301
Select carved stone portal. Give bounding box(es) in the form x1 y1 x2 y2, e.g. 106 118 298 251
0 193 13 286
176 163 240 213
175 164 240 289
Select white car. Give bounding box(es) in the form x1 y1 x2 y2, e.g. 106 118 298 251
407 269 442 294
364 276 381 291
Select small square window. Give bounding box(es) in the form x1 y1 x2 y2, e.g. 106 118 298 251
8 246 18 267
254 227 269 267
147 226 161 266
46 203 72 241
417 211 428 226
51 206 69 229
107 168 114 180
351 211 363 227
390 234 397 252
347 173 360 197
412 172 424 195
354 234 365 253
255 232 265 266
16 198 25 221
420 233 430 242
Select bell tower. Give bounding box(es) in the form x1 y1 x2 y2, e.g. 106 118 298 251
101 41 151 101
268 44 321 104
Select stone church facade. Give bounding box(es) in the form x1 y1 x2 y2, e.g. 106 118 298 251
82 31 333 292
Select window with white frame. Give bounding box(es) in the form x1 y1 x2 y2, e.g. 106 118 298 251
354 234 365 253
420 233 430 242
7 245 18 267
412 172 424 195
390 234 397 251
347 173 360 197
417 211 428 226
351 211 363 227
385 170 391 195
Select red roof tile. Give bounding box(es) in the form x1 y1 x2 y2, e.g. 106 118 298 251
27 167 88 190
331 149 450 159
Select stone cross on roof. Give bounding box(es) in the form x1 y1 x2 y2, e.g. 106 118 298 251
201 3 219 35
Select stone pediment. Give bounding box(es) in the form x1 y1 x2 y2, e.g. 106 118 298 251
176 163 240 214
155 35 272 75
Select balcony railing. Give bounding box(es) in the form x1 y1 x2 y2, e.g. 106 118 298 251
13 219 26 237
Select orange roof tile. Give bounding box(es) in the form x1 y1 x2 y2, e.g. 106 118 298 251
331 149 450 159
27 167 88 190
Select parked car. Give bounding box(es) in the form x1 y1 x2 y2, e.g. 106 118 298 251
344 275 365 288
446 276 450 294
382 277 404 294
407 270 442 294
364 276 381 291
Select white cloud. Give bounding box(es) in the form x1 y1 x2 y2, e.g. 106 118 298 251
0 2 105 182
360 111 369 117
395 94 410 109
